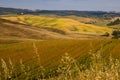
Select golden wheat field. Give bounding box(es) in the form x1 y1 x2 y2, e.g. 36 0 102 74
0 40 120 80
1 0 120 79
0 14 120 80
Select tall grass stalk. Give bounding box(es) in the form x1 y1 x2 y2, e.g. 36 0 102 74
33 42 45 80
57 53 80 80
1 59 10 80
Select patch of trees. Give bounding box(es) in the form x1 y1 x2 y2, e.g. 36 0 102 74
1 7 120 19
112 29 120 39
107 18 120 26
102 29 120 39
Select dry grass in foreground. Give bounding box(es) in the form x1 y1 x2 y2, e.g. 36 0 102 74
0 43 120 80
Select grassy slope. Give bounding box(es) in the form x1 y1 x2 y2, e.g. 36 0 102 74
1 15 112 34
0 17 109 41
64 15 110 27
0 18 73 40
0 40 120 68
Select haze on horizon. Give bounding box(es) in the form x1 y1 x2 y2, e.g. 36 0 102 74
0 0 120 12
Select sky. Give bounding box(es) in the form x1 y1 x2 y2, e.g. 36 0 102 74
0 0 120 11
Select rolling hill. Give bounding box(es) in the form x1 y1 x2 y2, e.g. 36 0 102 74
1 15 112 35
0 18 73 41
0 17 111 42
0 7 120 79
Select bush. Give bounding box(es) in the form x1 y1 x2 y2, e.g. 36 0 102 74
112 29 120 39
102 32 110 37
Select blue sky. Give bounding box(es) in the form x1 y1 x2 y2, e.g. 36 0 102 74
0 0 120 11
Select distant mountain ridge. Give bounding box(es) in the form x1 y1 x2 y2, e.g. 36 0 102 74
0 7 120 18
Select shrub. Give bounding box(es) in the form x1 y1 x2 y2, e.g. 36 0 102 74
112 29 120 39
